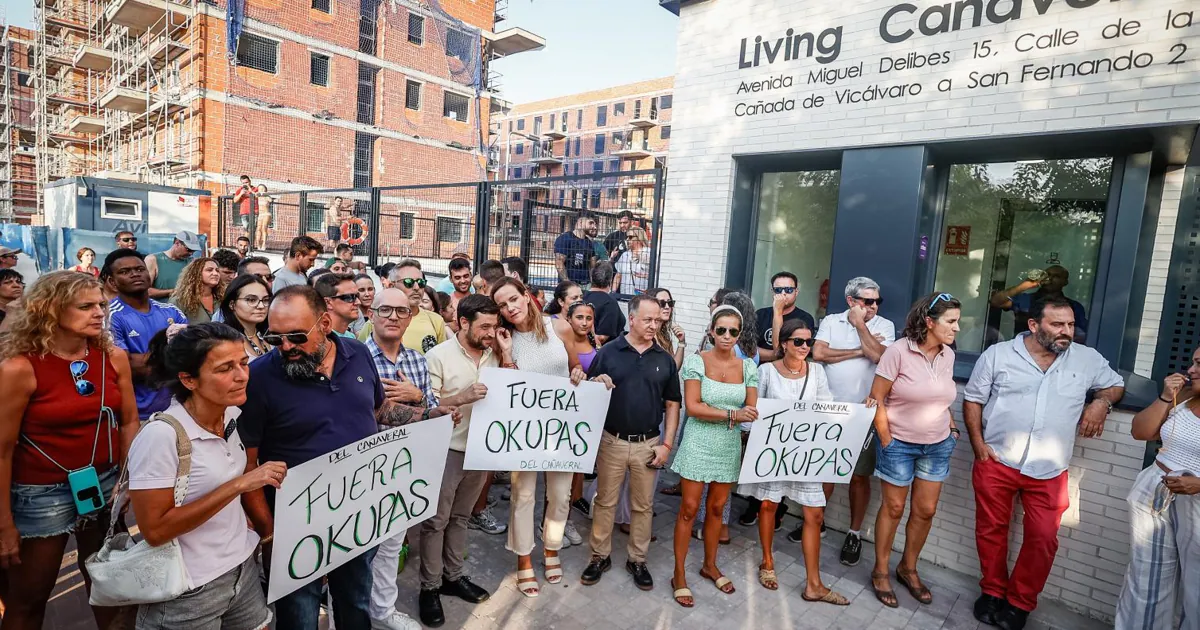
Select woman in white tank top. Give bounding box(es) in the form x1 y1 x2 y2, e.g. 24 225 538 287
491 278 580 598
1117 351 1200 629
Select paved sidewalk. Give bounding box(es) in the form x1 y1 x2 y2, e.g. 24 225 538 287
41 472 1110 630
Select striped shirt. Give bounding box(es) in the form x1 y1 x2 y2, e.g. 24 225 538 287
364 334 437 420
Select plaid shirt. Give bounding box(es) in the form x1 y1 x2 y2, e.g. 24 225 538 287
365 335 438 412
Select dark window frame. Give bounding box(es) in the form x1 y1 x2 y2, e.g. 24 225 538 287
309 52 330 86
407 13 425 45
443 90 470 122
404 79 422 110
235 33 279 74
311 0 330 13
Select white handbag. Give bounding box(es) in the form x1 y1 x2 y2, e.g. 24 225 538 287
85 413 194 607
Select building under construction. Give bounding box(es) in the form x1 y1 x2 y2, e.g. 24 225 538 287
26 0 543 234
1 22 38 223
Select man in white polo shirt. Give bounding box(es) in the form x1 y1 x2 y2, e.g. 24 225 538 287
811 276 895 567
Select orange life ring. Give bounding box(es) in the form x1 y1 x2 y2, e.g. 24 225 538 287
341 217 368 246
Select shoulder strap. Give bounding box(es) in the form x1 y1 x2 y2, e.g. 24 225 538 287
147 412 193 508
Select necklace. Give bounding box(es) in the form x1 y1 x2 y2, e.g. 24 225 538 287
51 344 89 362
782 359 806 376
245 332 266 356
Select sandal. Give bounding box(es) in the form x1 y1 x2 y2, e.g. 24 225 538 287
758 568 778 591
896 566 933 604
544 555 563 585
872 571 899 608
699 568 735 594
671 578 694 608
516 568 539 598
802 587 850 606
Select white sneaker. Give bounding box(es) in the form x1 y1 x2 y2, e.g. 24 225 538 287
563 520 584 546
371 610 421 630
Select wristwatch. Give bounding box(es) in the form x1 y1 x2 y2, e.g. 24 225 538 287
1093 398 1114 414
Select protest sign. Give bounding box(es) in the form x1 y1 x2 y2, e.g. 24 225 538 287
267 417 452 603
738 399 875 485
463 367 611 473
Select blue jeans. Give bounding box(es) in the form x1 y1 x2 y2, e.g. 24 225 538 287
874 434 957 487
274 548 376 630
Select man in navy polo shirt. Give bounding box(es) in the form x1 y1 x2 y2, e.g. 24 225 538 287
239 286 438 630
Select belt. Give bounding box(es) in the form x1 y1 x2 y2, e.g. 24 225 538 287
607 430 660 443
1157 460 1172 474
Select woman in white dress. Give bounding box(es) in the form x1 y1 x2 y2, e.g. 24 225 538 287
615 227 650 295
737 319 849 605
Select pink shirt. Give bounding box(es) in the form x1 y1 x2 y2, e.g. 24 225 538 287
876 339 956 445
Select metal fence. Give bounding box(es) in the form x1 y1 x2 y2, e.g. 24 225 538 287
216 168 665 296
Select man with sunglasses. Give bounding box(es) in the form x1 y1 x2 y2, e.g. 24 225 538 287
103 249 189 420
758 271 815 362
314 272 361 338
273 235 324 291
115 231 139 251
0 246 20 270
239 286 449 630
237 256 274 291
811 276 894 564
379 259 446 355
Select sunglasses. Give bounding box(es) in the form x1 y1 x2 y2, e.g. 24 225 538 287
657 299 675 308
119 237 137 243
931 292 955 307
786 337 815 348
376 305 413 319
772 287 796 295
238 295 269 308
263 321 319 347
399 278 428 289
714 326 740 338
330 293 360 304
854 296 883 306
70 360 95 396
254 272 275 283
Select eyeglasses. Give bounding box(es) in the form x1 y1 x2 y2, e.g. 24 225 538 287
658 299 675 308
330 293 360 304
854 296 883 306
931 292 955 307
786 337 815 348
263 321 319 347
399 278 428 289
254 272 275 283
118 237 137 243
70 360 95 396
238 296 269 308
376 305 413 319
772 287 796 295
714 326 740 338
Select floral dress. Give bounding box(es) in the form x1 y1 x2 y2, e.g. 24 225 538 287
670 353 758 484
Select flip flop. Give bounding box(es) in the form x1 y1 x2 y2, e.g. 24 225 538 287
544 555 563 584
691 529 732 545
758 568 778 590
802 588 850 606
516 568 539 598
872 571 898 608
896 567 933 605
671 578 694 608
699 569 735 594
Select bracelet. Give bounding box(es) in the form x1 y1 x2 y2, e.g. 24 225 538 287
1159 394 1173 404
501 362 518 369
1093 398 1114 413
727 409 733 422
260 535 273 545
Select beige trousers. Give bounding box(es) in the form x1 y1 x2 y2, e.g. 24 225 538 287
506 470 574 556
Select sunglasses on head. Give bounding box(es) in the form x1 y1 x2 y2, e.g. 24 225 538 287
931 292 955 308
331 293 359 304
854 296 882 306
658 299 675 308
714 326 740 338
786 337 815 348
772 286 796 295
263 321 319 347
399 278 428 289
70 360 95 396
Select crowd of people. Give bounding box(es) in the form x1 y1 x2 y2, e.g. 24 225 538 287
0 226 1194 630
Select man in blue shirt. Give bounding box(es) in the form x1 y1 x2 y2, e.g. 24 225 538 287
238 286 449 630
554 214 597 287
103 249 187 420
990 265 1088 342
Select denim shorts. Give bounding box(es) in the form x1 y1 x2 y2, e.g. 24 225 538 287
137 554 270 630
875 434 957 487
11 467 119 538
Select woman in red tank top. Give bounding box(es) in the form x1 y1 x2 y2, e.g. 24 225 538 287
0 270 140 629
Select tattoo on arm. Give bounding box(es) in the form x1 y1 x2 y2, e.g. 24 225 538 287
376 401 422 427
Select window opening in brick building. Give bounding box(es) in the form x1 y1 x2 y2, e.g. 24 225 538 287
661 125 671 139
445 29 473 64
614 102 625 116
398 213 415 240
549 114 556 131
515 143 524 155
633 100 642 118
609 159 619 172
305 203 326 233
236 33 278 74
660 94 673 109
574 137 581 155
592 160 603 174
359 0 378 54
353 133 376 189
564 141 570 157
577 109 583 129
596 105 607 127
590 189 601 209
312 0 330 14
612 130 624 146
405 80 422 110
571 190 578 206
408 13 425 45
309 53 330 87
558 190 565 204
517 119 525 131
533 116 542 135
561 111 568 132
514 167 523 179
437 216 466 243
607 187 617 200
594 134 605 154
443 91 469 121
356 64 379 125
511 191 521 201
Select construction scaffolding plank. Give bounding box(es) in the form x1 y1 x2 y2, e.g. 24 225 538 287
99 85 153 113
73 43 114 70
104 0 189 33
67 114 104 133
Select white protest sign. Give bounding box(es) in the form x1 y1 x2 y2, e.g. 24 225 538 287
463 367 611 473
738 399 875 485
267 417 452 603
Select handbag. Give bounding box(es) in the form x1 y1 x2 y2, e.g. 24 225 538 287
85 412 194 607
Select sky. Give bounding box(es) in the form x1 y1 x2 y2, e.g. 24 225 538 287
492 0 678 104
3 0 678 101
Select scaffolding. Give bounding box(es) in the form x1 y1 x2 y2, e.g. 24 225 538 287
1 16 14 220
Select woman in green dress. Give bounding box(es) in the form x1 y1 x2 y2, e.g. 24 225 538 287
670 305 759 607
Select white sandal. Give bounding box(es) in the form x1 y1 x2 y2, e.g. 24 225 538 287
516 568 540 597
544 555 563 584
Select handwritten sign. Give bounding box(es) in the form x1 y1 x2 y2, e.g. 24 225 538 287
738 399 875 485
463 367 611 473
267 417 453 603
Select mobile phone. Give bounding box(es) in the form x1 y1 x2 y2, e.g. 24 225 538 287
67 466 105 516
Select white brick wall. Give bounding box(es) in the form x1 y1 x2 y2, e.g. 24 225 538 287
661 0 1200 621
